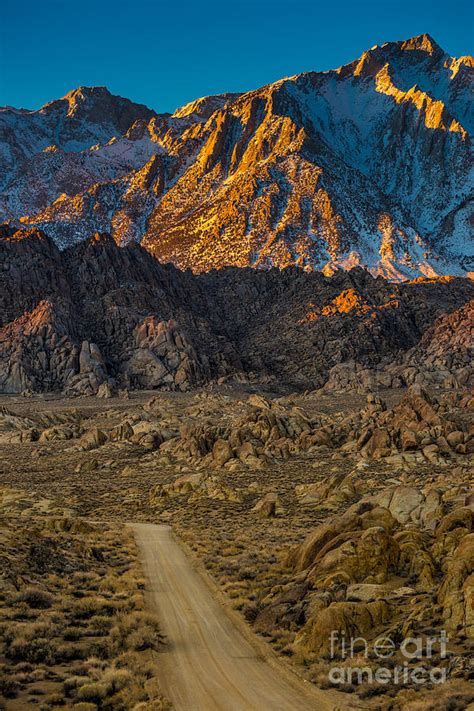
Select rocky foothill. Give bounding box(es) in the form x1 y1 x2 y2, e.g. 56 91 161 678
1 226 473 397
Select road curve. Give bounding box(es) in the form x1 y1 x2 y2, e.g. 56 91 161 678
132 523 341 711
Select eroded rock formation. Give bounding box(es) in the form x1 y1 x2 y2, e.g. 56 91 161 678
1 227 473 394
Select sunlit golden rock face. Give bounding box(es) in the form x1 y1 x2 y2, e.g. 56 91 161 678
399 33 441 55
4 35 472 279
375 64 467 137
301 287 401 323
448 55 474 78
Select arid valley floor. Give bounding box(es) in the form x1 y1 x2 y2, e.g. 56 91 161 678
0 384 472 710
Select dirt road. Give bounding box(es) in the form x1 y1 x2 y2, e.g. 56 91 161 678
132 523 342 711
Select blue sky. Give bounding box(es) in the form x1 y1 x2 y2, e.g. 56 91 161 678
1 0 472 113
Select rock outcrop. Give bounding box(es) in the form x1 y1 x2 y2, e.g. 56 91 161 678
256 492 474 655
322 298 474 392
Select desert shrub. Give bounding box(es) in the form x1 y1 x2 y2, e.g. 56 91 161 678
0 623 15 645
114 651 156 679
98 573 138 595
22 621 58 640
55 641 91 662
46 692 67 706
14 587 54 609
10 602 38 620
72 571 100 587
7 636 58 664
243 601 259 621
0 677 19 698
70 597 125 620
101 668 132 693
90 616 114 634
110 612 164 652
76 682 108 703
63 625 84 641
86 638 116 660
1 620 58 650
63 675 90 695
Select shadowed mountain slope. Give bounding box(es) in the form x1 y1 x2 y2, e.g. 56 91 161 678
1 227 472 393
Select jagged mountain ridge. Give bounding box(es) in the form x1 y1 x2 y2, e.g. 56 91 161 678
1 226 473 394
1 34 473 279
0 87 158 217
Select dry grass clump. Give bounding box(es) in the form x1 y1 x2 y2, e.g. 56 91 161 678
62 656 170 710
110 611 165 652
69 596 129 620
13 586 55 609
382 681 474 710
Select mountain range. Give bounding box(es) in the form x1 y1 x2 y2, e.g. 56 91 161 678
1 33 472 279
